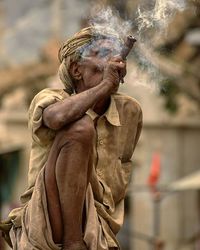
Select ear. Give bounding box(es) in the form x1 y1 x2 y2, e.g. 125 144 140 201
69 62 82 81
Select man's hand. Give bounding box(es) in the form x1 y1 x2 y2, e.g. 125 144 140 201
103 56 126 94
78 54 126 94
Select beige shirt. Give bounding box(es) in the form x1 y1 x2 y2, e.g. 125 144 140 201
9 88 142 248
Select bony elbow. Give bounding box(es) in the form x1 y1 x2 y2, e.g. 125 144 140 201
43 111 61 130
48 121 61 131
50 113 65 130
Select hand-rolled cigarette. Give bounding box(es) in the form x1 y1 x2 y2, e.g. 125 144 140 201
120 35 137 60
120 35 137 83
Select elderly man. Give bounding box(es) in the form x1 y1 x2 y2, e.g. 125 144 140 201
1 26 142 250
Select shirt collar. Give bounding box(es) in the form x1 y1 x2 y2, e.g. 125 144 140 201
86 108 99 121
86 95 121 127
104 95 121 126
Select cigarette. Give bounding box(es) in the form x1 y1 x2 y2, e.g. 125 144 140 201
120 35 137 83
120 35 137 60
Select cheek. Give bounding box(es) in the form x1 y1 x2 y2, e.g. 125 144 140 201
83 68 103 88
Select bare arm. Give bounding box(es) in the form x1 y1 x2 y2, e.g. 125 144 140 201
43 80 112 130
43 57 125 130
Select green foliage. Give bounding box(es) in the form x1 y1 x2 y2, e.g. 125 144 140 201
160 78 180 114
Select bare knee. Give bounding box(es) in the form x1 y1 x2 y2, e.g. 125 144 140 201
55 115 95 148
70 115 95 142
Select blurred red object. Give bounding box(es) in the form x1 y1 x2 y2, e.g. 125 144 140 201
148 153 161 190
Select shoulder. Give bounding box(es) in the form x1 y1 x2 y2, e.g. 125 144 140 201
31 88 69 103
28 88 69 120
112 92 142 116
29 88 69 110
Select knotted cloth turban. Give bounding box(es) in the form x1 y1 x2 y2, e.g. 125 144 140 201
58 26 122 94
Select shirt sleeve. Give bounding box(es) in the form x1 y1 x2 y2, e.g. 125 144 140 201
28 89 68 146
132 106 143 153
121 103 143 163
120 103 143 192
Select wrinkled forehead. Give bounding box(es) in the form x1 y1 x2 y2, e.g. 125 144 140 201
93 37 122 48
79 36 123 57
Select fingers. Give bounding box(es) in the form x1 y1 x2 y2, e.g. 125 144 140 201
81 55 127 85
108 60 126 71
108 57 127 84
110 55 124 62
110 55 126 67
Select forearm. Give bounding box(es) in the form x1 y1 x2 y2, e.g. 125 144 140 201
43 80 111 130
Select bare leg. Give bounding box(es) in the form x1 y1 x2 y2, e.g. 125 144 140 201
44 115 94 250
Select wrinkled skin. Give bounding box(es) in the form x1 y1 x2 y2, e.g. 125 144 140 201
43 38 127 250
76 39 126 104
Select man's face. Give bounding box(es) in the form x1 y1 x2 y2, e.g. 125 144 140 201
77 38 122 92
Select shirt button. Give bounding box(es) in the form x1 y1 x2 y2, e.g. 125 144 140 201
104 198 109 205
99 140 103 145
97 170 103 176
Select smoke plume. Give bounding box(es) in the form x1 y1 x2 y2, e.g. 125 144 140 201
133 0 187 90
89 5 132 40
86 1 187 91
137 0 187 37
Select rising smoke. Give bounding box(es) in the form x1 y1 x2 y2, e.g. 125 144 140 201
89 5 132 40
80 6 133 66
87 0 187 90
135 0 187 90
138 0 186 30
137 0 187 37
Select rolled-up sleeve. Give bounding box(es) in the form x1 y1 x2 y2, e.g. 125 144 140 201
28 89 68 145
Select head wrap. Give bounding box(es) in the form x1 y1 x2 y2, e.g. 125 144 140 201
58 26 122 94
58 27 93 63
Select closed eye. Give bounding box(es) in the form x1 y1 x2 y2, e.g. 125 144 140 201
98 47 112 57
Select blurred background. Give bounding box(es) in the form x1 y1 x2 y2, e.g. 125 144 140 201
0 0 200 249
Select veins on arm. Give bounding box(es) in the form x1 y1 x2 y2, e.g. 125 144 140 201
43 80 111 131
